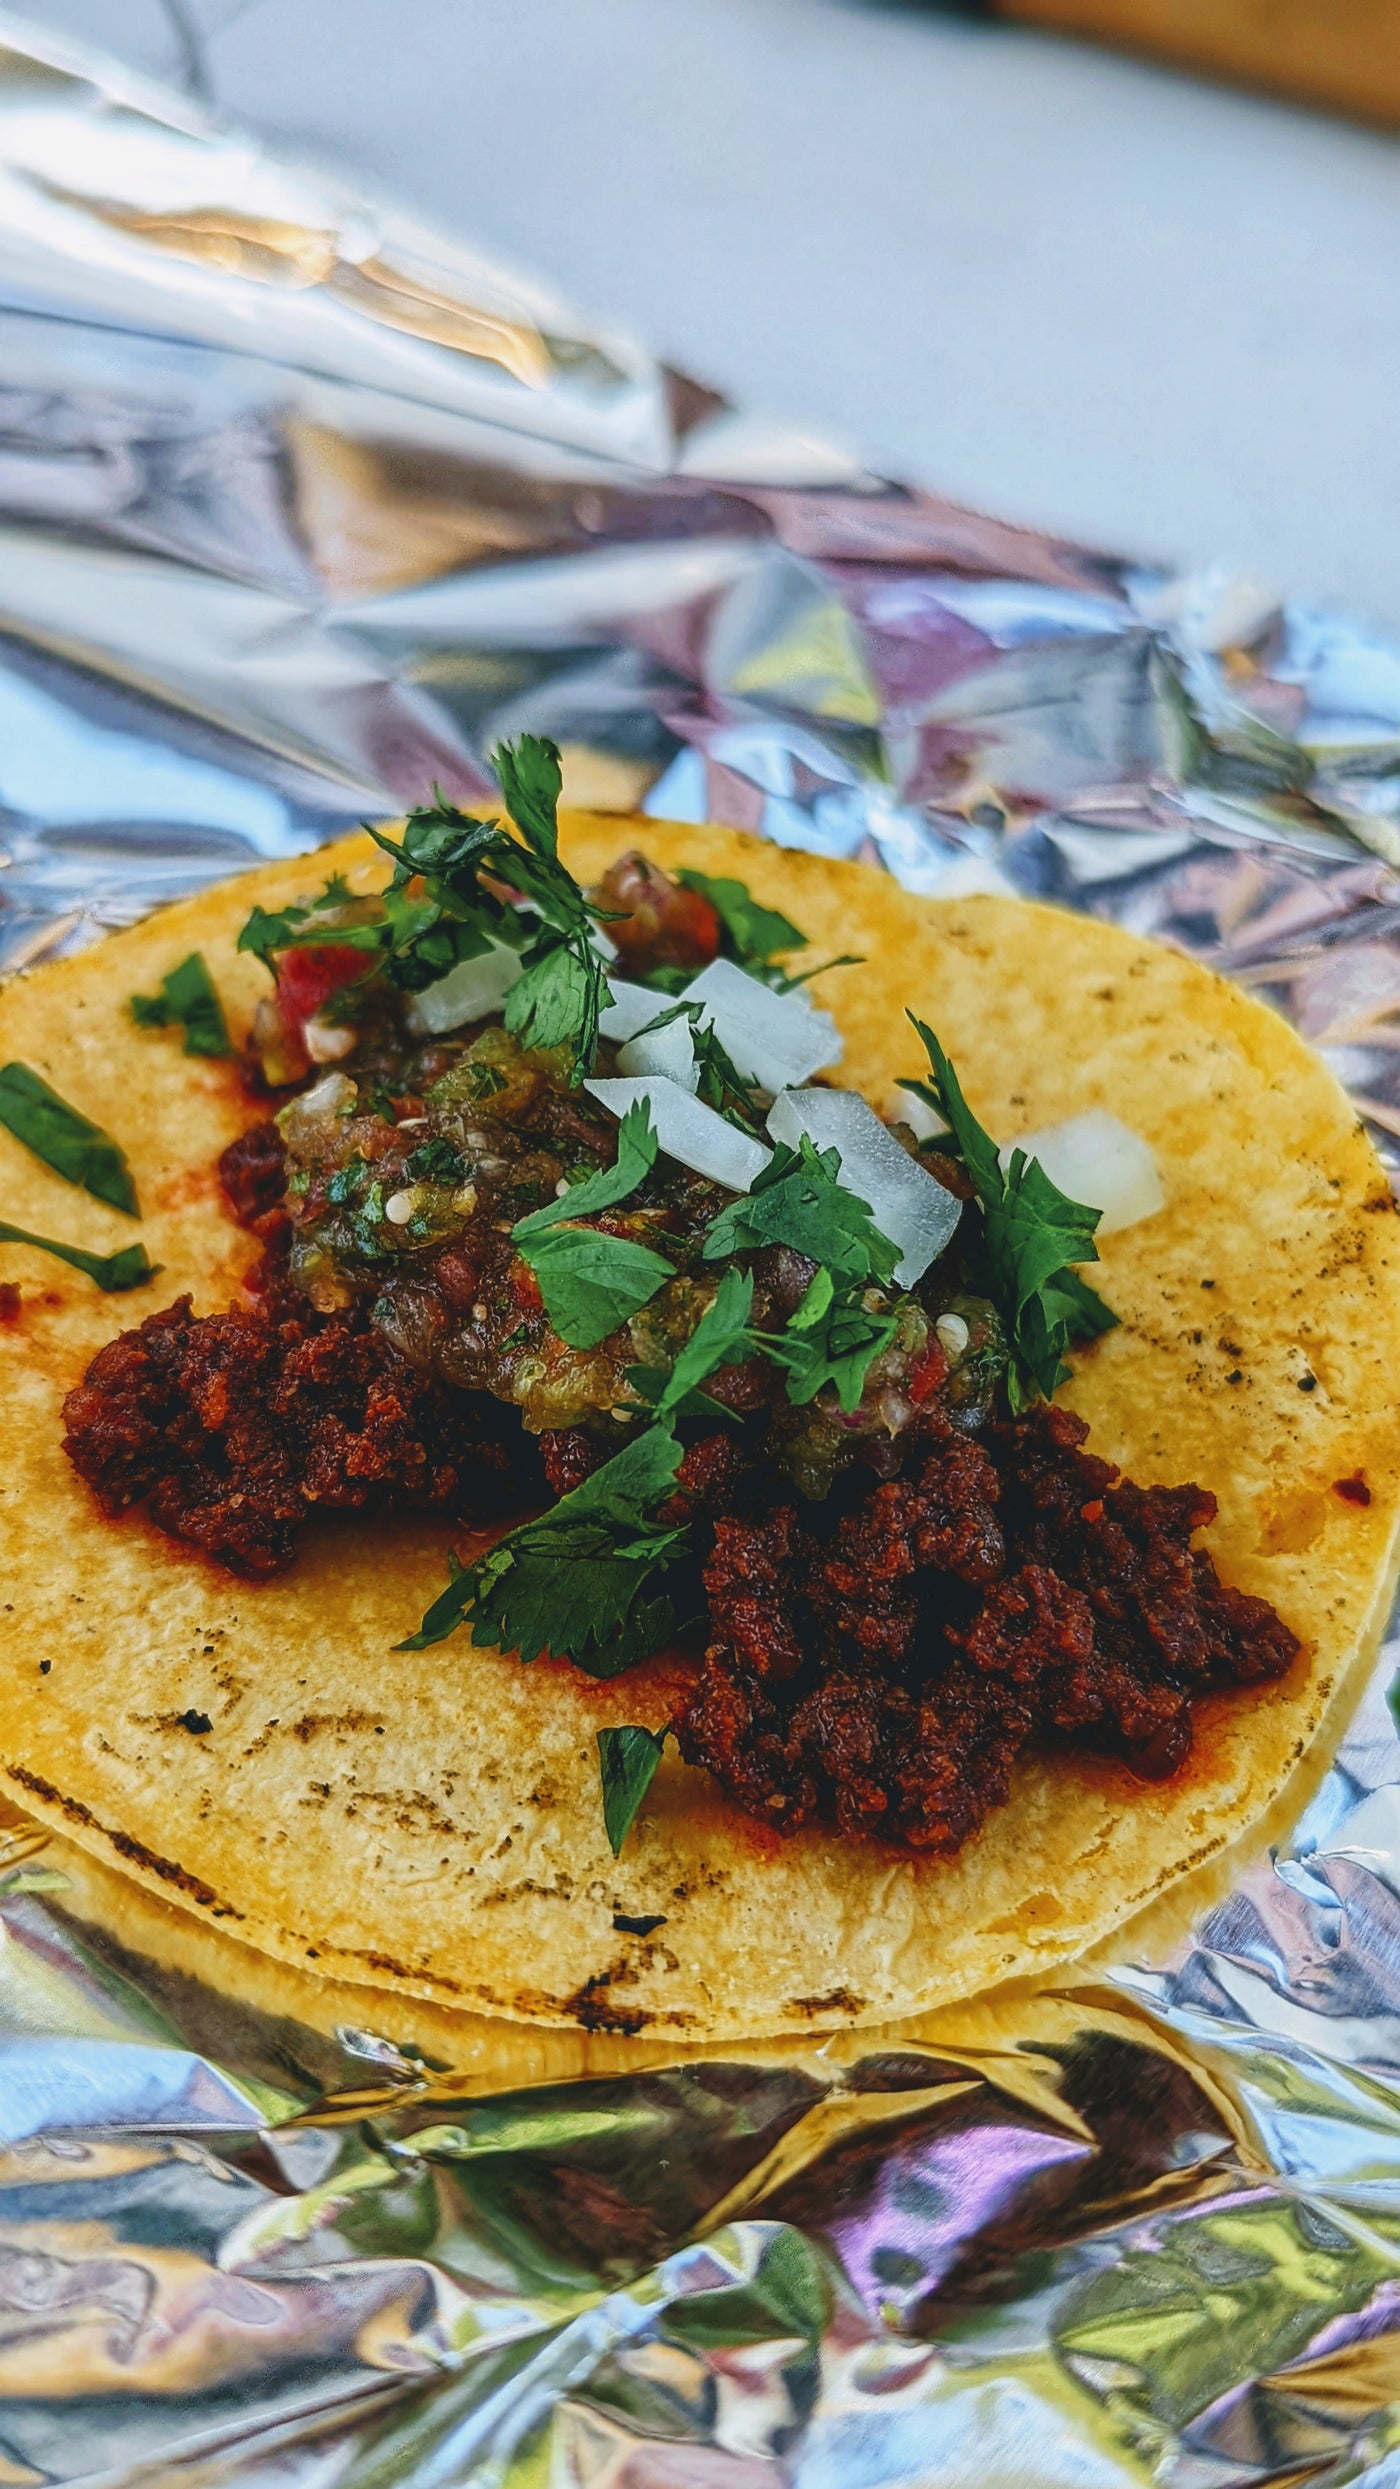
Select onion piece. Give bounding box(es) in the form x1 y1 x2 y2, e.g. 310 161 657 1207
617 1012 699 1093
999 1109 1164 1236
407 939 523 1035
587 1075 771 1192
304 1015 359 1065
598 977 670 1043
682 958 842 1092
275 1069 358 1145
887 1083 946 1143
767 1087 961 1284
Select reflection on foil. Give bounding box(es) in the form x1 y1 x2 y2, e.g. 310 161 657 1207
4 13 1400 2485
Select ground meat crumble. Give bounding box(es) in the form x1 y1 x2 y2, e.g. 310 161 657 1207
674 1407 1296 1847
63 1257 533 1578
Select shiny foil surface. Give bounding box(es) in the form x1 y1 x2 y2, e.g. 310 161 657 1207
4 14 1400 2484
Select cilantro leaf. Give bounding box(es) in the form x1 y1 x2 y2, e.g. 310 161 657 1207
907 1015 1117 1406
237 900 316 972
772 953 863 994
237 881 387 976
522 1228 675 1350
597 1724 668 1856
675 870 806 973
495 734 564 862
399 1425 687 1673
513 1100 658 1240
672 868 861 995
0 1065 140 1217
996 1151 1106 1314
627 1001 764 1133
702 1136 899 1286
631 1267 756 1423
901 1026 1002 1200
503 930 612 1078
130 952 231 1057
1045 1265 1119 1340
760 1266 898 1414
405 1135 464 1183
0 1221 158 1292
512 1100 674 1342
689 1016 766 1131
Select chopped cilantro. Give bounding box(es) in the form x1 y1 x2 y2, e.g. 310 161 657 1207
0 1065 140 1217
130 952 231 1057
702 1135 899 1286
630 1267 756 1422
325 1157 368 1206
770 952 863 995
675 869 806 975
760 1266 898 1415
624 1000 763 1132
511 1101 675 1348
597 1724 669 1856
237 878 386 975
673 867 861 994
519 1228 675 1351
495 734 564 861
907 1016 1117 1407
399 1424 687 1673
0 1221 158 1292
513 1101 657 1240
405 1136 464 1183
689 1016 766 1132
503 931 610 1068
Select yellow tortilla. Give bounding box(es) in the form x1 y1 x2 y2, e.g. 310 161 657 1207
0 817 1397 2041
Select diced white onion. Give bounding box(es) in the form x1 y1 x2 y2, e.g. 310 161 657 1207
887 1083 946 1143
767 1088 962 1285
407 939 523 1036
1000 1109 1164 1236
276 1069 358 1143
304 1015 358 1065
682 958 842 1093
617 1012 699 1093
598 977 671 1043
587 1075 771 1193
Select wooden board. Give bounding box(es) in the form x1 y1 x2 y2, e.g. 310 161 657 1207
1004 0 1400 125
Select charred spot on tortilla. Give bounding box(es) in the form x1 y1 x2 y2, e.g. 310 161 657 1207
2 764 1398 2037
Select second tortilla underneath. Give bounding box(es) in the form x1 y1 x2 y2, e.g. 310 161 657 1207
0 818 1397 2039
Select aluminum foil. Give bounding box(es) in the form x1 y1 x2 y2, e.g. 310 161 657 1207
5 14 1400 2483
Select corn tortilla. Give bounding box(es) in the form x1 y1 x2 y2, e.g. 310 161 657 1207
0 818 1397 2041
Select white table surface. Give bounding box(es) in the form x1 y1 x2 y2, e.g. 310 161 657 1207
18 0 1400 634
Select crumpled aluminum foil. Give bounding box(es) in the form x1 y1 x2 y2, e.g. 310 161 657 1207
5 14 1400 2484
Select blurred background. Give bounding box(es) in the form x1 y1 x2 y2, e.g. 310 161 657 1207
13 0 1400 631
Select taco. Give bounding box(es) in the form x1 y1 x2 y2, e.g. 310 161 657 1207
1 741 1397 2041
